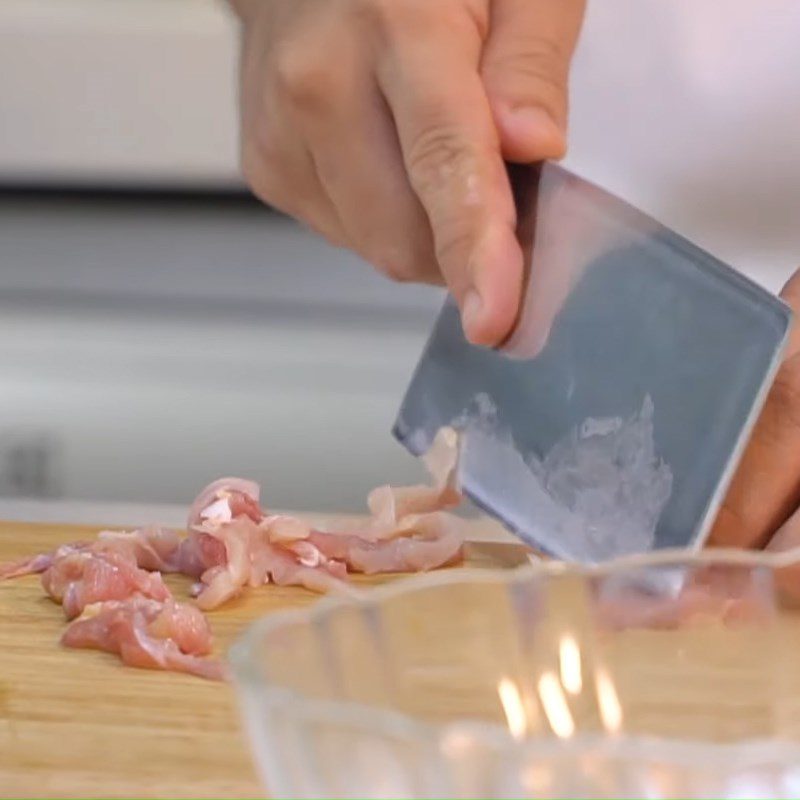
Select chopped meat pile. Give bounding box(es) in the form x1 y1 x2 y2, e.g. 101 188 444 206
0 429 466 680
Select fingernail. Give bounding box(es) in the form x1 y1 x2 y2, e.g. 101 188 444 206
502 105 565 158
462 289 483 335
508 105 559 131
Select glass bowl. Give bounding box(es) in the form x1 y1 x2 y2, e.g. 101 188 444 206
230 549 800 799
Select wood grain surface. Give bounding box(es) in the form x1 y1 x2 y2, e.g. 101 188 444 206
0 519 529 799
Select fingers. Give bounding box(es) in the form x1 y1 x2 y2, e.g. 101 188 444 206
238 13 350 247
482 0 586 162
710 267 800 549
237 0 585 345
241 125 349 247
376 9 523 345
296 61 441 284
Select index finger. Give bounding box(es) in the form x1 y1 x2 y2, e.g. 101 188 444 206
375 10 523 346
709 267 800 549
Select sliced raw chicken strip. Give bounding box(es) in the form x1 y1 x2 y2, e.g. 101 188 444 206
261 514 312 544
187 476 262 530
194 517 256 610
309 512 465 575
96 527 184 573
62 598 226 681
41 548 172 620
256 541 352 594
0 541 89 580
365 427 462 537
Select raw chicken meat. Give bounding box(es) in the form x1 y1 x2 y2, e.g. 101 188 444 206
42 548 172 620
96 527 184 573
0 541 89 580
254 541 352 595
0 432 468 680
185 455 465 607
308 512 464 574
62 598 226 681
187 476 261 529
185 483 353 608
0 537 173 619
366 427 461 535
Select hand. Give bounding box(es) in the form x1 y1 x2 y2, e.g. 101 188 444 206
710 267 800 552
231 0 586 345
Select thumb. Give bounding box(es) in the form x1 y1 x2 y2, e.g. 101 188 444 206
481 0 586 163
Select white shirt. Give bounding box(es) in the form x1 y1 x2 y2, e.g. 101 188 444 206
566 0 800 292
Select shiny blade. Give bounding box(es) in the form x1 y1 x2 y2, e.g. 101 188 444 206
394 163 791 562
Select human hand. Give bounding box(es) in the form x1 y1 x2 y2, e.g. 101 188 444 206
710 267 800 553
231 0 585 345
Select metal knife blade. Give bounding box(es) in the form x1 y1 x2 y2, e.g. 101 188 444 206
393 162 791 562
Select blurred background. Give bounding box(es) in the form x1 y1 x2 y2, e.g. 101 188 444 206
0 0 797 521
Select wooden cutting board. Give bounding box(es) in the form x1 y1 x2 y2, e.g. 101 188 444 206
0 519 529 799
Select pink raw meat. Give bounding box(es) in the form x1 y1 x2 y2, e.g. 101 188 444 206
309 512 465 574
365 427 462 537
187 476 262 530
261 514 312 544
96 527 184 572
255 541 351 594
62 598 225 681
193 517 255 610
366 484 461 533
0 541 89 580
1 436 470 680
42 548 172 620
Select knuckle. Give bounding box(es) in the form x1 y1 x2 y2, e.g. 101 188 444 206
241 140 291 212
406 124 477 199
484 36 569 98
248 118 281 166
371 246 417 283
350 0 419 39
433 223 474 274
272 46 329 108
349 0 472 45
240 138 267 190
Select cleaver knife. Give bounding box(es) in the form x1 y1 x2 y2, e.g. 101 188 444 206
393 162 792 563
